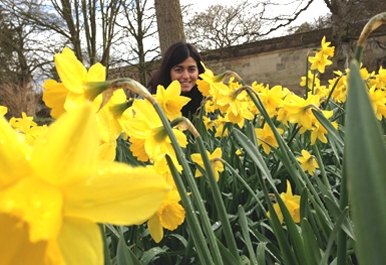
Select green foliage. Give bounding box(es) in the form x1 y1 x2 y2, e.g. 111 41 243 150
103 12 386 265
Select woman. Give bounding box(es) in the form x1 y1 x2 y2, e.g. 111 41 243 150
147 41 205 118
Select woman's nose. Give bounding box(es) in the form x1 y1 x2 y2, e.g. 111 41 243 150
181 70 189 78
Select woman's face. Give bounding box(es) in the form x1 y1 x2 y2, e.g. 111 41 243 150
170 56 199 93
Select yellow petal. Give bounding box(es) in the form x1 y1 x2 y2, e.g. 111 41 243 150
0 213 50 265
148 214 164 243
0 105 7 116
63 163 169 225
31 104 100 186
166 80 182 95
0 117 31 188
54 47 86 94
97 141 117 161
58 217 102 265
86 63 106 82
0 177 63 242
42 79 68 118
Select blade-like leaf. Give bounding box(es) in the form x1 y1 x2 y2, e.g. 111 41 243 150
344 60 386 265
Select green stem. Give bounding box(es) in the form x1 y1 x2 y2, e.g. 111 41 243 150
337 161 349 265
246 89 331 219
165 155 213 265
222 159 265 211
356 12 386 63
312 144 330 190
195 136 240 260
99 224 112 265
152 103 222 265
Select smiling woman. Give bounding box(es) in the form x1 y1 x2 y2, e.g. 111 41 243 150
147 41 205 118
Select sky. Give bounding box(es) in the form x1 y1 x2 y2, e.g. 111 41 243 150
180 0 330 38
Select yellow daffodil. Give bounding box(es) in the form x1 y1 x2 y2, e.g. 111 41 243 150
191 147 224 182
374 66 386 89
9 112 37 132
368 86 386 120
300 70 321 90
123 99 187 162
213 115 229 138
310 110 334 145
9 112 47 147
309 51 333 74
320 36 335 57
255 123 284 154
216 88 254 127
0 103 169 265
42 47 107 115
43 48 129 160
283 93 321 132
197 62 228 98
329 74 348 103
147 190 185 243
267 180 301 224
296 149 319 175
257 85 286 118
42 80 68 118
154 80 191 120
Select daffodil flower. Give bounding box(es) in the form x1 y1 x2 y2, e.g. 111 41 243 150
296 149 319 175
9 112 47 147
320 36 335 57
267 180 301 224
123 99 187 162
147 190 185 243
0 104 169 265
191 147 224 182
255 123 284 154
309 51 333 74
154 80 191 120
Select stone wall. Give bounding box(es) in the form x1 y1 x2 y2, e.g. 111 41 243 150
109 26 386 95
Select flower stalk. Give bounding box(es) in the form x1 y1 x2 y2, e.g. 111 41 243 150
356 12 386 63
151 101 224 265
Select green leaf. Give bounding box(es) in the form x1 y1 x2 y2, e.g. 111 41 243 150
116 228 142 265
318 207 349 265
140 247 169 264
232 128 277 192
324 197 355 240
301 218 322 265
238 205 258 265
216 238 241 265
344 60 386 265
256 243 266 265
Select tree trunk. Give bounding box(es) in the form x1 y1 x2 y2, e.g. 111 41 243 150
154 0 185 56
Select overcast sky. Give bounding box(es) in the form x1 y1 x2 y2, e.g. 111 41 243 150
179 0 330 37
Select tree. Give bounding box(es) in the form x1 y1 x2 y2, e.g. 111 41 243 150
0 4 54 86
183 0 317 50
184 1 263 51
115 0 160 85
322 0 386 68
287 15 332 34
154 0 185 56
2 0 124 70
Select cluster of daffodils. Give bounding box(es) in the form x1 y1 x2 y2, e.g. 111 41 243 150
4 34 386 265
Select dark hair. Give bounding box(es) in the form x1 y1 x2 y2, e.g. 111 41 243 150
147 41 205 94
